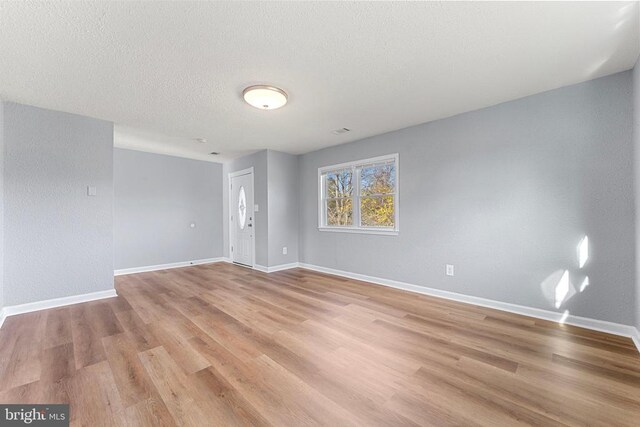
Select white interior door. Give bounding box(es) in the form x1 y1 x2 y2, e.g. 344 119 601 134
230 171 254 267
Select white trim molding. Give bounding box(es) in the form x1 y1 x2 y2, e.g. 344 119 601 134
254 262 300 273
297 263 640 353
1 289 118 325
114 257 226 276
631 327 640 352
4 260 637 353
318 227 399 236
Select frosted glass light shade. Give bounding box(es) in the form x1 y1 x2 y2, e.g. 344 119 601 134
243 85 288 110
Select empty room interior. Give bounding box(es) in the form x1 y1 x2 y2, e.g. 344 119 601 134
1 1 640 425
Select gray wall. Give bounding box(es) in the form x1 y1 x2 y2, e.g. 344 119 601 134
114 148 223 270
299 71 635 326
222 149 300 268
267 150 299 266
3 102 114 306
223 150 269 266
634 57 640 331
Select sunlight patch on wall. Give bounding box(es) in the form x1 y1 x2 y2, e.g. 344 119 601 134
578 236 589 268
559 310 570 324
579 276 590 292
555 270 570 309
539 235 590 319
541 269 576 309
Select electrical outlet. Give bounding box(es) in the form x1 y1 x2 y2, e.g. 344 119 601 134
445 264 455 276
282 247 288 255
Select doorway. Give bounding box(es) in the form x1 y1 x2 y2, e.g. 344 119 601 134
229 168 255 267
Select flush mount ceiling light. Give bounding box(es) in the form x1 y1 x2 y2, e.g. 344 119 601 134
243 85 288 110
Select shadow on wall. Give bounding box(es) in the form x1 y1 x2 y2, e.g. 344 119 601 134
540 235 590 323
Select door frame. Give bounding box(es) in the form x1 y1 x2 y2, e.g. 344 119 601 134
228 167 255 268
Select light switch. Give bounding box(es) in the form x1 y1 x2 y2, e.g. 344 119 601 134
282 247 288 255
87 186 97 196
254 204 259 212
190 223 196 228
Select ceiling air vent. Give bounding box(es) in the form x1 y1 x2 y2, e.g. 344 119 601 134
332 127 351 135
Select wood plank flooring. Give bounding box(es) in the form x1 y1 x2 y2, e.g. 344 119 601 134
1 263 639 426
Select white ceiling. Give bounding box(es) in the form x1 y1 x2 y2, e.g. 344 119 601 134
0 1 638 163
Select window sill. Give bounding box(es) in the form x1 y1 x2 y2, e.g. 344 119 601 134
318 227 399 236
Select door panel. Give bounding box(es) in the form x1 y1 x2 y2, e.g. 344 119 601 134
231 172 254 266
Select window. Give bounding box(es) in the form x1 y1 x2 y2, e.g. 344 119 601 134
318 154 398 234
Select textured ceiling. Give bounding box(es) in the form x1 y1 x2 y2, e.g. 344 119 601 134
0 1 638 163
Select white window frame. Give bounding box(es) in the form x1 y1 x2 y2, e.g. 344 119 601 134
318 153 399 235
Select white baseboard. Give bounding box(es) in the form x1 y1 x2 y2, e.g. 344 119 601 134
1 289 118 326
298 263 640 352
109 258 640 353
114 257 226 276
631 327 640 351
253 264 269 273
254 262 300 273
0 308 6 329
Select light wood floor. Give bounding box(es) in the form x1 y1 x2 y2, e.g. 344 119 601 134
0 263 639 426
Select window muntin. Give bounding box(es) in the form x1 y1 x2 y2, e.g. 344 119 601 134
319 154 398 234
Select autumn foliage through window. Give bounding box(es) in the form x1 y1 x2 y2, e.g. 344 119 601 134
319 155 398 232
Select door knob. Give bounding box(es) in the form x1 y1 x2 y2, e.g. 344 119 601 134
248 224 253 227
